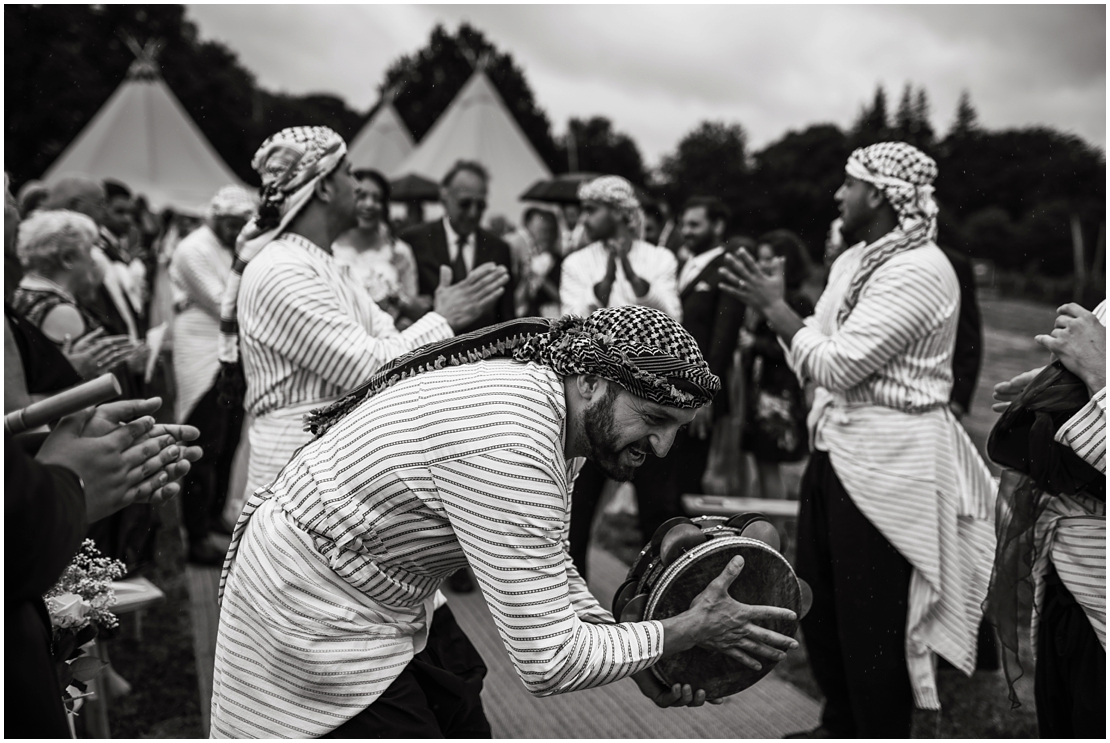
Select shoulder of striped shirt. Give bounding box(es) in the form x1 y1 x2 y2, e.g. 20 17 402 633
1094 300 1106 323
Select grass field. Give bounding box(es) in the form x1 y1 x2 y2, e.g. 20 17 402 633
102 295 1066 738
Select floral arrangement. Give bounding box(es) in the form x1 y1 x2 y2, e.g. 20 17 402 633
43 540 127 713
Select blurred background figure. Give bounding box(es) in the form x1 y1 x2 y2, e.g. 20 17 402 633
506 206 562 318
402 159 517 335
169 184 255 564
40 176 148 394
17 179 50 218
333 168 421 330
641 199 665 246
739 230 814 500
9 210 135 382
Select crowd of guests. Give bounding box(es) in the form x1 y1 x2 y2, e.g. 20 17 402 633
4 126 1103 739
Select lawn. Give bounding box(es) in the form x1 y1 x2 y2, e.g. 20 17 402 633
102 295 1065 738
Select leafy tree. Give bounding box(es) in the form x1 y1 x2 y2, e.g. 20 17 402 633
659 121 748 217
912 88 935 148
948 90 980 140
558 117 646 185
851 85 891 146
744 124 851 253
380 23 560 172
5 5 366 188
895 84 915 139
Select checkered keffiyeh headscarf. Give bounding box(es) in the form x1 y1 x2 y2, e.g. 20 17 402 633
206 185 257 224
218 126 347 365
578 175 645 240
838 141 940 325
306 306 720 438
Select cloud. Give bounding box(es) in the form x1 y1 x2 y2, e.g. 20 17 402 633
185 5 1105 165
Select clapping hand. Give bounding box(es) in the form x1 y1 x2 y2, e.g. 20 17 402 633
720 250 785 311
434 263 510 332
35 397 203 522
62 329 135 379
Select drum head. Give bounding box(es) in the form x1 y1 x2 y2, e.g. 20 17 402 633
645 537 800 699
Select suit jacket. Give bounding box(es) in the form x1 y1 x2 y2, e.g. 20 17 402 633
942 248 983 413
679 249 744 418
401 221 516 334
5 431 88 738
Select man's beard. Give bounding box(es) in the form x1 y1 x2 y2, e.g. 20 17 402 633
684 231 715 255
580 386 648 482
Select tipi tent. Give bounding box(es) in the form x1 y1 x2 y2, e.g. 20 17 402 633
347 100 415 175
391 70 551 224
43 46 245 211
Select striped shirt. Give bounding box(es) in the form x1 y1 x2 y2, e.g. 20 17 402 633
211 361 663 737
787 242 996 710
237 233 452 419
1032 300 1106 651
560 240 681 320
235 233 452 498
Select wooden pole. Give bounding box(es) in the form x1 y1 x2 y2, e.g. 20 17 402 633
1071 213 1086 303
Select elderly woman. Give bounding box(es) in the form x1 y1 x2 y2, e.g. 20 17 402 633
10 209 135 380
169 185 256 564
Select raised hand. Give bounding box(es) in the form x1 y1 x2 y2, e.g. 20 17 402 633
63 328 135 378
433 263 510 331
720 250 785 311
1036 303 1106 394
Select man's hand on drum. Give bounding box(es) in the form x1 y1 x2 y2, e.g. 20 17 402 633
661 555 799 672
631 668 724 708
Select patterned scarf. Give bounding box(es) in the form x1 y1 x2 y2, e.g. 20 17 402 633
837 141 939 325
217 127 347 365
306 305 720 438
577 175 645 241
206 184 257 225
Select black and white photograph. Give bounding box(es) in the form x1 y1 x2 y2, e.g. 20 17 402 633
4 4 1105 739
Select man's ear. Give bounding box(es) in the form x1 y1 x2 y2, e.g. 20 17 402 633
864 184 885 210
575 374 607 403
314 175 333 204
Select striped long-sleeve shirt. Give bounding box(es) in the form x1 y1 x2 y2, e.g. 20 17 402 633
235 234 453 498
211 360 663 738
1032 300 1106 651
787 241 997 710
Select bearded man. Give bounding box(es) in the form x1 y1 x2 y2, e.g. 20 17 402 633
209 306 800 738
723 142 996 737
217 127 509 505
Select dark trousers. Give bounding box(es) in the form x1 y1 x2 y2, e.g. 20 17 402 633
323 606 491 738
568 430 711 581
795 452 914 738
1035 566 1106 738
181 383 244 544
634 428 711 543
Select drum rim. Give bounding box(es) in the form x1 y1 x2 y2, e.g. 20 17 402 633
643 535 799 621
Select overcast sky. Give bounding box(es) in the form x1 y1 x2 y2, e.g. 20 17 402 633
186 4 1105 167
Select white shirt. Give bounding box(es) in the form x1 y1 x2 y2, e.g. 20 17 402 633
787 241 997 710
211 360 662 738
559 240 681 320
677 246 725 294
442 216 476 273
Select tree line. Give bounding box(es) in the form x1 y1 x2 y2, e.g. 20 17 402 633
6 5 1104 281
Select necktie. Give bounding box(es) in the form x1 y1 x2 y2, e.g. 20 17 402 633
452 235 468 282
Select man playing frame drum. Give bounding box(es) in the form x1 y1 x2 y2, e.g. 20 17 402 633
209 306 799 738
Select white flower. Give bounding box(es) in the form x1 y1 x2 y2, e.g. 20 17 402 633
46 593 89 629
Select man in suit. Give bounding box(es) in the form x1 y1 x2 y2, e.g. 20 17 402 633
402 160 516 334
632 196 743 542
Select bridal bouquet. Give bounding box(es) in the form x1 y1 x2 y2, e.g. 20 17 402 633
44 540 127 712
